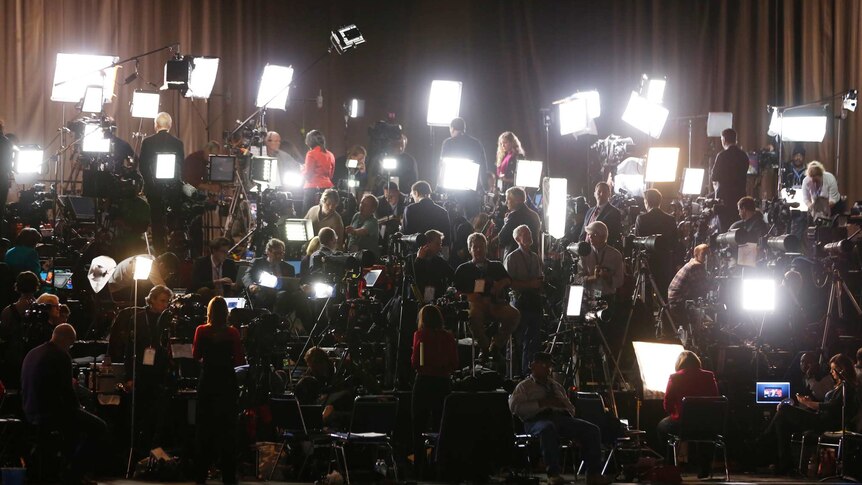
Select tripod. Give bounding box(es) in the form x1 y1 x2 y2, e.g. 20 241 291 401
819 263 862 361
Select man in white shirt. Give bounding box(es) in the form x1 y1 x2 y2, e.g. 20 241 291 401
801 161 841 219
577 221 625 301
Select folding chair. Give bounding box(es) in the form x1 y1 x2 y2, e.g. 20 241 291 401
268 395 307 480
667 396 729 480
328 395 398 484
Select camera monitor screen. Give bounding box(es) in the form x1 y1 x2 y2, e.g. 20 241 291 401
53 268 74 290
756 382 790 404
363 269 383 287
224 297 247 310
208 155 236 182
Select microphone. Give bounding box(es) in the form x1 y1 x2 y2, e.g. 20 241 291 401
316 89 323 109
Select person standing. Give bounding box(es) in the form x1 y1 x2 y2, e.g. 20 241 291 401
139 112 185 253
504 225 544 376
497 186 542 259
440 118 488 218
579 182 623 249
345 194 380 258
634 188 679 299
801 161 842 219
710 128 749 232
301 130 335 214
495 131 525 191
402 181 451 244
265 131 301 173
0 120 14 238
193 297 245 485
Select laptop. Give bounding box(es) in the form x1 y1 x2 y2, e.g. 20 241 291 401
755 382 791 404
224 297 247 310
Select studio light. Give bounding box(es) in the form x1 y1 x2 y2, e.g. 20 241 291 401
640 74 667 104
154 153 177 180
565 285 585 317
51 53 118 103
622 91 669 138
438 157 480 191
681 168 705 195
256 64 295 110
843 89 858 112
313 282 335 299
346 179 360 188
707 112 733 137
742 278 776 311
381 157 398 171
133 256 154 280
281 170 303 189
250 156 275 183
259 271 278 289
514 159 543 188
348 98 365 118
81 85 104 113
644 147 680 182
544 177 568 239
81 122 111 154
769 108 828 142
632 341 685 399
14 145 45 174
131 90 160 119
613 173 644 197
427 80 462 127
284 219 314 242
330 24 365 54
163 55 220 99
557 90 601 136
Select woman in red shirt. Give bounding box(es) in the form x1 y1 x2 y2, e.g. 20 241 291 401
411 304 458 479
301 129 335 213
192 297 246 485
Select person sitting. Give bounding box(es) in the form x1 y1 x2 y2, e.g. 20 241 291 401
304 189 345 248
309 228 341 272
242 239 309 325
657 350 720 479
344 194 380 258
761 353 857 475
21 324 107 484
453 232 520 360
294 346 354 427
406 230 454 303
799 352 833 402
509 352 609 485
667 244 711 328
0 271 39 390
5 227 42 277
191 237 239 296
728 196 768 244
107 252 180 304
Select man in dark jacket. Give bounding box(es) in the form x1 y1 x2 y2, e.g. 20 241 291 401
498 186 542 258
710 128 749 232
439 117 488 218
242 238 311 326
191 237 239 296
634 189 679 298
579 182 623 249
402 181 451 244
139 112 184 253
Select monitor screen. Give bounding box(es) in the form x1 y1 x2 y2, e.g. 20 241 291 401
755 382 790 404
286 260 302 275
208 155 235 182
224 297 246 310
53 269 73 290
363 269 383 287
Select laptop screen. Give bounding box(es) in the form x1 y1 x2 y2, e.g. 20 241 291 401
755 382 790 404
224 297 246 310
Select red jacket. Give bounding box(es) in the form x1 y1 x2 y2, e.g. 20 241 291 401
663 368 719 420
302 146 335 189
411 328 458 377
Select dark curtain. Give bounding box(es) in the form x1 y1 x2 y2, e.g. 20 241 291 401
1 0 860 202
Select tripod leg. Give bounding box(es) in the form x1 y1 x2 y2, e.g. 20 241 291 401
820 281 840 358
839 280 862 315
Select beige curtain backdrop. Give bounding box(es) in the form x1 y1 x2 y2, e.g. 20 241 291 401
1 0 860 202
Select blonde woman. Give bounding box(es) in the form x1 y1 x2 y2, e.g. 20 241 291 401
495 131 525 190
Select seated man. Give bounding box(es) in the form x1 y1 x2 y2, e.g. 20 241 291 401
667 244 711 328
406 229 454 303
21 324 107 484
453 232 520 359
107 252 179 304
242 238 310 326
191 237 238 296
728 196 768 244
509 352 608 485
309 227 341 272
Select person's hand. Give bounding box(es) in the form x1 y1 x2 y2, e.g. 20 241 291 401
345 226 355 235
216 277 233 286
417 244 429 259
797 395 816 410
249 284 260 294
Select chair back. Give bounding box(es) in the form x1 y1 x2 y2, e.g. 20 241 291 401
300 404 324 431
575 392 606 426
269 394 306 434
678 396 727 441
347 395 398 436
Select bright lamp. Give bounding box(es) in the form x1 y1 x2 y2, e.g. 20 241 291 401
632 341 684 399
707 112 733 137
742 279 776 311
133 256 154 280
259 271 278 289
558 90 601 136
81 123 111 153
348 98 365 118
645 78 666 104
281 170 303 189
439 157 479 191
545 177 568 239
768 108 828 142
184 56 220 99
284 219 314 242
131 90 160 119
645 147 680 182
14 145 45 174
622 91 669 138
514 160 544 188
565 285 585 317
154 153 177 180
427 80 462 126
681 168 705 195
313 282 335 299
256 64 295 110
51 53 118 103
81 86 104 113
381 157 398 171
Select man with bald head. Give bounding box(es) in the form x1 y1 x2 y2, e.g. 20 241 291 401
265 130 301 172
139 111 185 252
22 324 106 483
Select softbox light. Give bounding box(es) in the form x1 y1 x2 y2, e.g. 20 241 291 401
133 255 154 280
81 85 104 113
81 123 111 154
565 285 585 317
514 160 543 188
427 80 462 127
644 147 680 182
256 64 295 110
14 145 45 174
632 341 685 399
681 168 705 195
131 90 160 119
768 108 828 142
284 219 314 242
645 78 666 104
163 55 220 99
51 53 118 103
557 90 601 136
622 91 669 138
438 157 479 191
613 173 644 197
330 24 365 54
544 177 568 239
707 112 733 137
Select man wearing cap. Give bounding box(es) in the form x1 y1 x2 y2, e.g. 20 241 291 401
509 352 610 485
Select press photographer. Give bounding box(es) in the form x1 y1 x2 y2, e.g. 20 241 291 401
576 221 625 307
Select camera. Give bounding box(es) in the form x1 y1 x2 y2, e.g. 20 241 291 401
391 232 427 247
566 241 592 258
628 234 665 252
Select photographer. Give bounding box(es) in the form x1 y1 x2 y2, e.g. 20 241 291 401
577 222 625 304
728 196 768 244
303 189 345 249
504 225 543 376
634 189 679 299
667 244 711 328
406 230 454 302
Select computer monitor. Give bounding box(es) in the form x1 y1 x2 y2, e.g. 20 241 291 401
286 260 302 275
755 382 790 404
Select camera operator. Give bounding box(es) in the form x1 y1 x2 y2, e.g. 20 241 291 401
243 239 309 323
728 196 768 244
667 244 711 327
139 112 184 254
634 189 679 298
403 181 451 245
801 161 842 218
453 233 520 361
579 182 622 250
0 271 39 389
191 237 239 297
497 187 542 259
504 225 543 376
308 227 341 272
440 118 488 218
577 222 625 306
304 188 344 249
710 128 748 232
376 181 408 243
783 145 809 242
107 252 180 304
406 230 454 302
345 194 380 258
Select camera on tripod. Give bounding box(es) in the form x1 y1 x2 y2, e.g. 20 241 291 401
629 234 665 252
388 232 427 257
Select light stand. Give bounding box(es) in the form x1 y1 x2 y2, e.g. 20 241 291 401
540 108 552 177
126 254 153 478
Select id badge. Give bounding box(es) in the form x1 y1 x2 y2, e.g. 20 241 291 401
143 347 156 366
473 279 486 293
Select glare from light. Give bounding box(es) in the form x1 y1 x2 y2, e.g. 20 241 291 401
256 64 295 110
313 282 335 299
742 279 776 311
81 86 104 113
427 80 462 127
381 157 397 171
780 187 807 211
545 177 568 239
613 173 644 197
14 146 44 174
51 53 118 103
646 78 666 104
681 168 705 195
438 157 480 191
155 153 177 180
645 147 680 182
284 219 314 242
622 91 669 138
133 256 154 280
184 56 220 99
780 116 828 142
346 159 359 169
281 170 303 188
346 179 360 188
566 285 585 317
514 160 543 188
632 341 685 399
706 112 733 137
259 271 278 289
81 123 111 153
348 98 365 118
131 90 160 118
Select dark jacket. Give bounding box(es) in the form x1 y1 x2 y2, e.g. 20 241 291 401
498 204 542 258
21 341 79 425
635 208 680 291
241 257 296 289
710 144 749 205
440 134 488 191
402 198 451 243
728 212 769 244
579 203 623 247
191 256 239 293
139 130 185 190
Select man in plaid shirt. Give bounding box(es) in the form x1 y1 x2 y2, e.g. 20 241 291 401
667 244 711 326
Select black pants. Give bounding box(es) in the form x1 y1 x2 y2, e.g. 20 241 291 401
657 417 714 475
195 386 239 484
47 408 108 482
412 374 450 479
763 403 826 469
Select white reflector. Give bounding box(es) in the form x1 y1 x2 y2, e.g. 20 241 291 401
622 91 669 138
256 64 295 110
681 168 705 195
439 157 479 191
645 147 680 183
427 80 462 126
632 341 685 399
51 53 118 103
